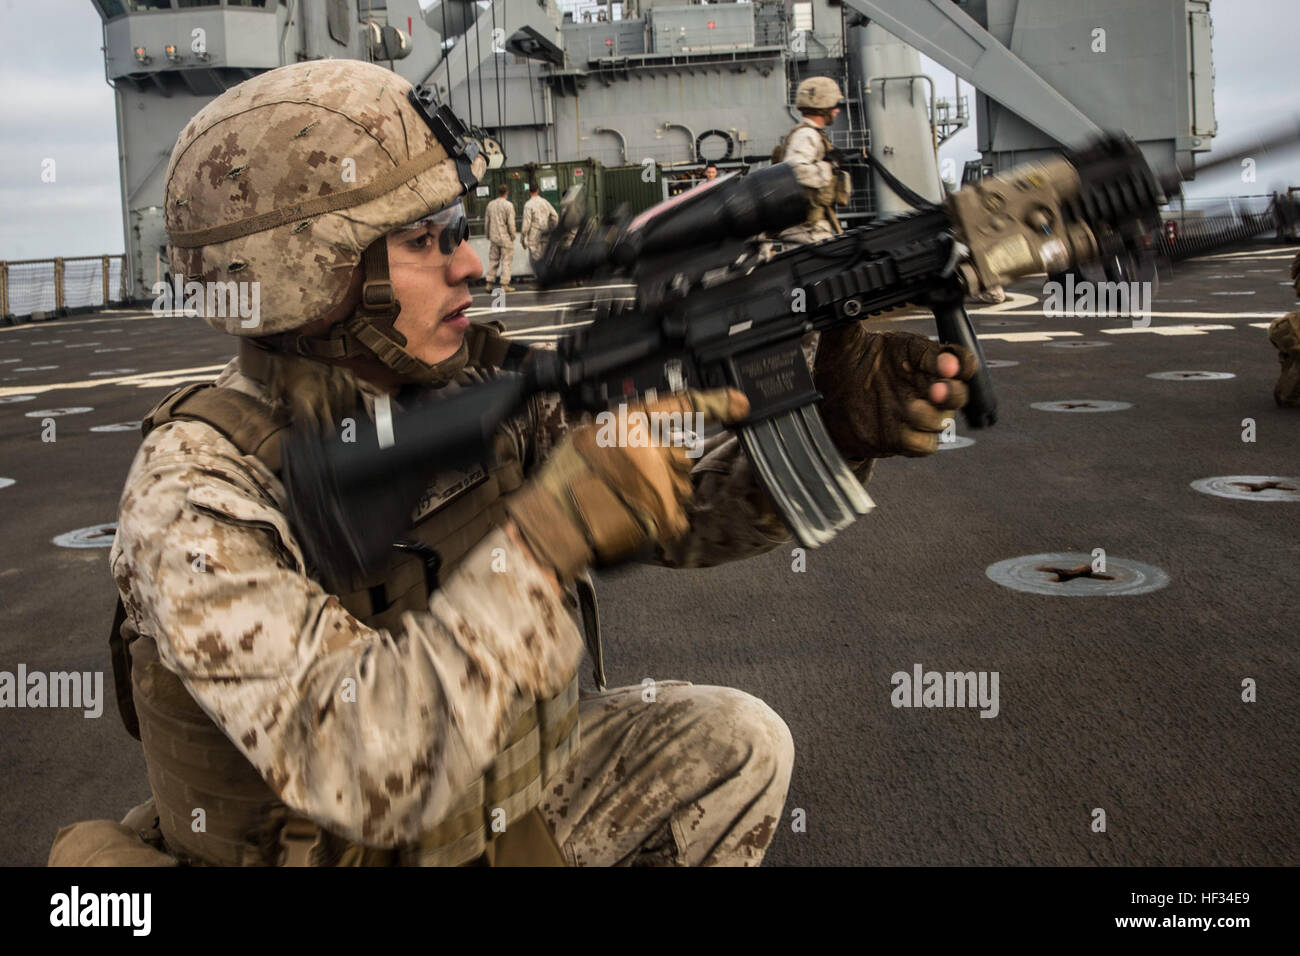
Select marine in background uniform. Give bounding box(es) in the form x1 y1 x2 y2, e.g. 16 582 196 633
774 77 853 248
521 185 559 262
773 76 854 366
1267 250 1300 406
484 184 517 292
48 60 978 868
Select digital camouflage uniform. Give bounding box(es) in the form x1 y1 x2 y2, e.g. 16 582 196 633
485 196 517 288
522 194 559 261
777 117 849 368
93 355 795 865
775 79 851 367
46 59 798 868
778 119 844 247
1267 250 1300 407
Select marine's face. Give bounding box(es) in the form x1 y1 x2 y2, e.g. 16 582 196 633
705 167 718 180
387 202 481 364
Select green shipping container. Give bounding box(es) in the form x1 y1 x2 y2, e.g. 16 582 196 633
467 160 603 237
599 165 668 220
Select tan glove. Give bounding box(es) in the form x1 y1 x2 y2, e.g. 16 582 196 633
814 324 979 459
505 389 750 582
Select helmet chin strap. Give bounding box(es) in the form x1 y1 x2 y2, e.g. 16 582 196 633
263 239 469 387
345 240 469 386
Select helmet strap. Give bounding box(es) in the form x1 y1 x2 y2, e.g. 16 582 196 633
260 239 468 387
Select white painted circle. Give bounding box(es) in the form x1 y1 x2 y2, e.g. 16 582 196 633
0 394 37 404
986 552 1170 596
1146 371 1236 381
937 435 975 450
0 478 14 490
52 523 118 548
1190 476 1300 502
90 421 142 433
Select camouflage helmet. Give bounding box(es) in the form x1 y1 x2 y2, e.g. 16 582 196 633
795 77 844 111
163 60 486 337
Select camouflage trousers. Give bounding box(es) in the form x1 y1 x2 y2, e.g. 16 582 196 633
1268 311 1300 407
488 241 514 288
523 237 545 263
540 682 795 866
777 220 837 247
51 683 795 867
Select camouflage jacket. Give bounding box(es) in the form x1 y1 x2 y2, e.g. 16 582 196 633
110 357 792 845
485 197 517 245
521 195 559 245
781 120 835 191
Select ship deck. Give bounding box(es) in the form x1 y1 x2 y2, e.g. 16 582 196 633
1 241 1297 865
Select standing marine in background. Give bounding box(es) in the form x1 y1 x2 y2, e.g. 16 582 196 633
772 76 854 365
1267 250 1300 406
773 76 853 248
484 184 516 292
521 184 559 263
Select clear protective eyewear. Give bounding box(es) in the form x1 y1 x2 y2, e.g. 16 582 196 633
390 199 470 267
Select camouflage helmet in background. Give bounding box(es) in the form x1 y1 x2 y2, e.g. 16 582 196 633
795 77 845 111
164 60 486 338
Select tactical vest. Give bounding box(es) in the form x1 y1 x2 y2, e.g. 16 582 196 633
110 326 582 867
772 121 844 235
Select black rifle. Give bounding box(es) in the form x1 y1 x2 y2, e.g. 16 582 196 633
282 134 1164 588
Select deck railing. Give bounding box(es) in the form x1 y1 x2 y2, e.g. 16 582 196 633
0 255 130 322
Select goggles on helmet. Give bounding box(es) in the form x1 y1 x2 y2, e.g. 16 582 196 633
389 200 470 266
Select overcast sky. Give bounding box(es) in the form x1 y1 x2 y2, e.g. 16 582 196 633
0 0 1295 260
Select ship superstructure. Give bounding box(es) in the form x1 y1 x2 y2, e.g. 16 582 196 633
92 0 1216 295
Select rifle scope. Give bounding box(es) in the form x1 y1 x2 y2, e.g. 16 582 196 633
536 164 808 285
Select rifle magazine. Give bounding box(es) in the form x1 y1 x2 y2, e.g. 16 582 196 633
738 406 872 548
